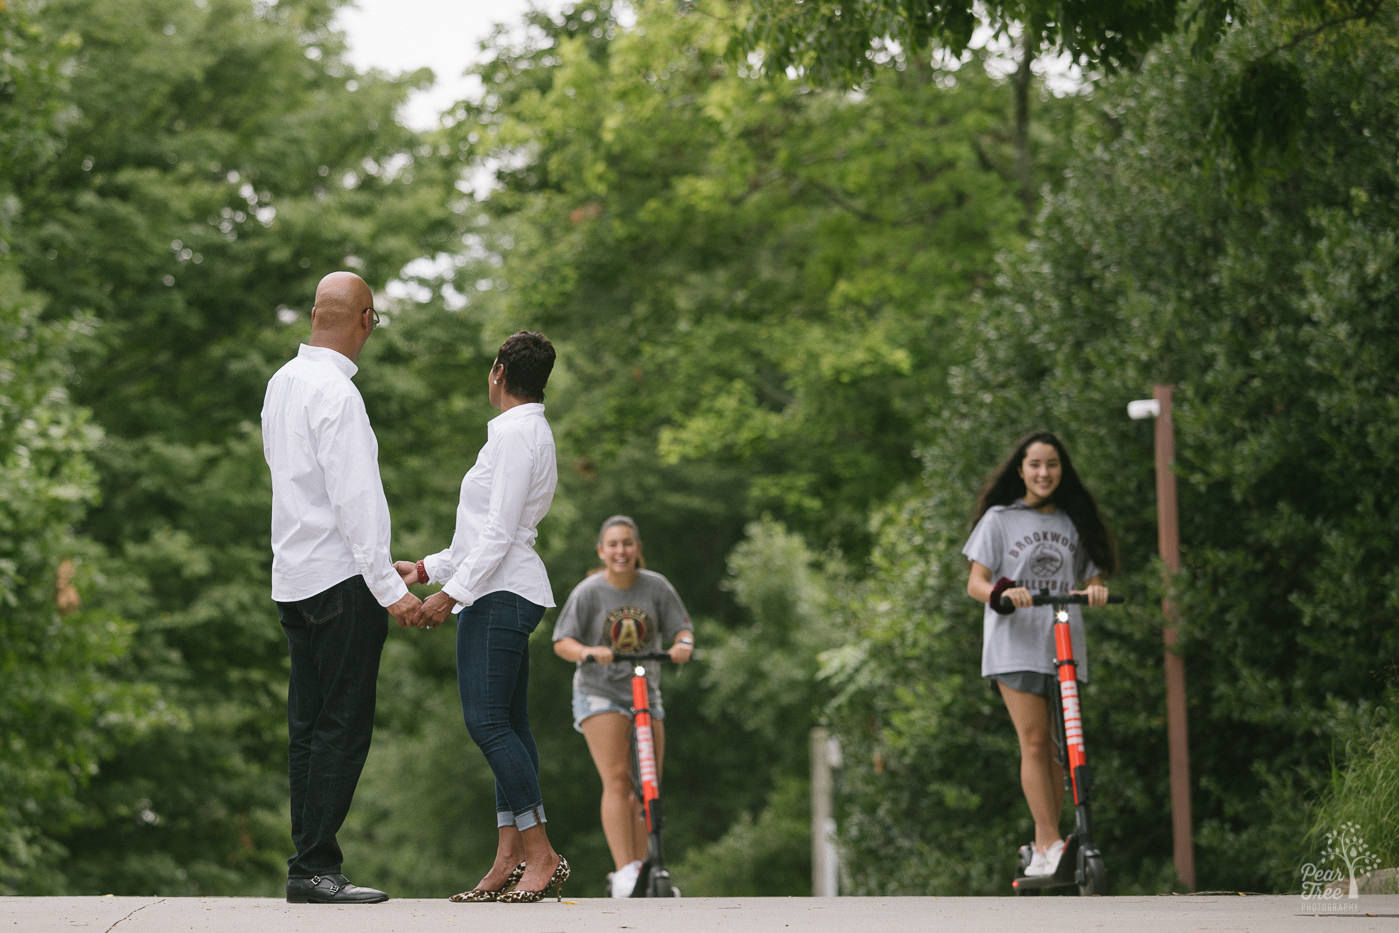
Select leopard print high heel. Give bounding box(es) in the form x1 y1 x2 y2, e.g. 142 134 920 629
497 854 570 903
449 860 526 902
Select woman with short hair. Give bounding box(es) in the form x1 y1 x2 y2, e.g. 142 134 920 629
398 330 569 904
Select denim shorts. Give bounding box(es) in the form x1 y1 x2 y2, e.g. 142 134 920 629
572 690 666 733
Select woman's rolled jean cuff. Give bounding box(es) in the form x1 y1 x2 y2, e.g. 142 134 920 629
499 804 547 831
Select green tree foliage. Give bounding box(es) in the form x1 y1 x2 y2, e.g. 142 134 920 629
360 0 1054 894
739 0 1190 79
2 0 459 893
668 518 843 894
450 0 1048 560
0 0 77 181
823 0 1399 894
0 263 165 894
0 3 162 893
738 0 1387 83
6 0 1390 899
337 0 1047 894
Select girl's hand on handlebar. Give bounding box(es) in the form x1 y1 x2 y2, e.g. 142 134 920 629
1071 583 1109 607
668 640 694 664
1003 586 1034 609
581 646 614 665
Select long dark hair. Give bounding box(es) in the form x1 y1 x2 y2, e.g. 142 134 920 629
972 431 1119 576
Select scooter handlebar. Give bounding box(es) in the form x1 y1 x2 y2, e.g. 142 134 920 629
1034 593 1124 606
992 592 1125 613
581 651 678 663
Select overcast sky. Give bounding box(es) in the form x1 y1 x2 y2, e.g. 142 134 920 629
335 0 566 129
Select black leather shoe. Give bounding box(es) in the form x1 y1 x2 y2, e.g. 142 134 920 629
286 873 389 904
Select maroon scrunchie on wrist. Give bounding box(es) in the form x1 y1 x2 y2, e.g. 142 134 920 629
988 577 1017 615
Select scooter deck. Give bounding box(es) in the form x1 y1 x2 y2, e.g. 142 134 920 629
629 858 679 897
1011 835 1080 893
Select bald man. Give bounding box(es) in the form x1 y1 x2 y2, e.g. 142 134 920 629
261 271 420 904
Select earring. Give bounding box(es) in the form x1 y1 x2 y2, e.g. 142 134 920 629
494 380 501 385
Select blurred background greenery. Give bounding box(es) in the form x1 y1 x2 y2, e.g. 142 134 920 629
3 0 1397 898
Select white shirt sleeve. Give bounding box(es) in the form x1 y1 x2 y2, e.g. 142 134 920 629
440 431 536 607
316 390 409 607
421 545 453 586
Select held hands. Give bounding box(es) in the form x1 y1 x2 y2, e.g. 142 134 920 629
393 558 446 629
387 592 423 627
414 590 455 629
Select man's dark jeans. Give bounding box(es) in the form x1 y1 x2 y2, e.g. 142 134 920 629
279 575 387 878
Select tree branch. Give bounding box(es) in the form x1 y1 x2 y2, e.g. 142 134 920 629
1278 0 1386 51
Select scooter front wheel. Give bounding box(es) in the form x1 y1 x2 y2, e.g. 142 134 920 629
1078 852 1107 896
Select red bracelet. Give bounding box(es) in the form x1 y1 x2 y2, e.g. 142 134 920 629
416 560 428 585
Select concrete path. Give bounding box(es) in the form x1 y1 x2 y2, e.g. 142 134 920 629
3 895 1398 933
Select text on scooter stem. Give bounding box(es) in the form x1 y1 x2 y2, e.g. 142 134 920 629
636 723 659 790
1060 680 1084 753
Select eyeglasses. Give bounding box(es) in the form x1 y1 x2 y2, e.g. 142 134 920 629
365 307 381 327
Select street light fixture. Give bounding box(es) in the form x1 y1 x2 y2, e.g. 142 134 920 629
1126 398 1160 421
1128 385 1196 892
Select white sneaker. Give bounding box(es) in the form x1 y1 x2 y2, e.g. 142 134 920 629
610 860 642 898
1025 847 1050 876
1044 839 1065 875
1025 840 1064 877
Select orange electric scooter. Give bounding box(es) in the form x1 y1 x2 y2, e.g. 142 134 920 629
584 651 682 897
992 591 1124 896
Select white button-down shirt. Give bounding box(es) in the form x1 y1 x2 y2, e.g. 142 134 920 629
261 344 408 607
423 402 557 609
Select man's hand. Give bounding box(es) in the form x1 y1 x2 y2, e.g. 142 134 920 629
387 592 422 627
414 590 456 628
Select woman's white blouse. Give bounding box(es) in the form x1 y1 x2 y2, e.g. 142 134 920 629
424 402 558 609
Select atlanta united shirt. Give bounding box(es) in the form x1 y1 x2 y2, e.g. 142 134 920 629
552 569 691 707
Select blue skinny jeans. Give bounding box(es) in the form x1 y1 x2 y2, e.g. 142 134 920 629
455 590 548 830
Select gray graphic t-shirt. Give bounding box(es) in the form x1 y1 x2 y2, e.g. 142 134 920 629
552 569 691 708
962 503 1099 680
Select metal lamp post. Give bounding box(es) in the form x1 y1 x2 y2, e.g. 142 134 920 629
1128 385 1196 892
